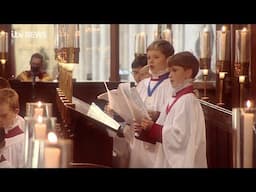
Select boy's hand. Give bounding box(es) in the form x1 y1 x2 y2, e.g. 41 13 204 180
141 118 154 131
148 111 160 122
104 103 114 118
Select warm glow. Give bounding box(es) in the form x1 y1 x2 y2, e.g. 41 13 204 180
0 31 5 36
0 59 6 64
219 72 226 79
37 101 42 107
246 100 252 109
239 75 246 83
202 69 208 76
203 27 209 32
221 26 226 32
37 116 43 123
242 27 247 32
48 132 58 143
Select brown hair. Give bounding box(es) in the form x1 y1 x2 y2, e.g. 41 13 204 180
146 39 174 58
0 88 19 112
167 51 199 78
0 77 11 89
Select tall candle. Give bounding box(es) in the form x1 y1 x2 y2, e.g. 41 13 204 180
240 28 248 63
0 31 5 52
218 26 227 61
243 109 254 168
200 27 210 58
34 116 47 140
162 29 172 44
44 132 61 168
139 32 146 54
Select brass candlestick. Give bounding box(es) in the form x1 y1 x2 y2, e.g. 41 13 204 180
217 72 226 106
201 69 209 100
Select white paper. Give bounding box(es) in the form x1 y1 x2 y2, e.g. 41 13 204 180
99 82 150 125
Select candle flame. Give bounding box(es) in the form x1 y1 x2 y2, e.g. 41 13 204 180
239 75 246 83
203 27 209 32
48 132 58 143
221 26 226 32
242 27 247 32
246 100 251 108
0 30 5 35
37 116 43 123
37 101 42 107
219 72 226 79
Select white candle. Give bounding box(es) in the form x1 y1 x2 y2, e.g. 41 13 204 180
135 33 140 54
243 111 254 168
239 75 245 83
240 28 248 63
219 72 226 79
44 132 61 168
202 69 208 76
33 101 43 118
0 31 5 52
200 28 210 58
139 32 146 54
34 116 47 140
218 26 227 61
162 29 172 44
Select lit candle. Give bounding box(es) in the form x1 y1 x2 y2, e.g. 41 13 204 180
218 26 227 61
202 69 208 76
239 75 245 83
200 27 210 58
240 27 248 63
34 101 43 118
162 29 172 44
34 116 47 140
219 72 226 79
243 100 255 168
44 132 61 168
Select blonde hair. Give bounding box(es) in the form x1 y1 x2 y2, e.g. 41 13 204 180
0 88 19 112
146 39 174 58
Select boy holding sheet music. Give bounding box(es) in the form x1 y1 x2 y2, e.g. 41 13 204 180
123 39 175 168
134 52 207 168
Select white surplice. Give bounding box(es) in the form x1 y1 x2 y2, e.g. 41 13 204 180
154 84 207 168
126 75 173 168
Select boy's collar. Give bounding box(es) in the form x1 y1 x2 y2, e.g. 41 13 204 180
172 79 193 97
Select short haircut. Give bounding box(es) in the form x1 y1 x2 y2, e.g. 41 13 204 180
131 55 147 68
0 88 19 112
30 53 43 64
146 39 174 58
167 51 199 78
0 77 11 89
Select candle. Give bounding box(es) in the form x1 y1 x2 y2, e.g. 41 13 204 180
34 116 47 140
240 27 248 63
162 29 172 44
239 75 245 83
200 27 210 58
139 32 146 54
219 72 226 79
202 69 208 76
0 31 5 52
34 101 43 118
242 103 255 168
44 132 61 168
218 26 227 61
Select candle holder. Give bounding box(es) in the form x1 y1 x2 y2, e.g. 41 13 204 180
26 101 52 118
24 116 57 168
232 104 256 168
201 69 209 100
28 132 73 168
239 75 246 108
217 72 226 106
